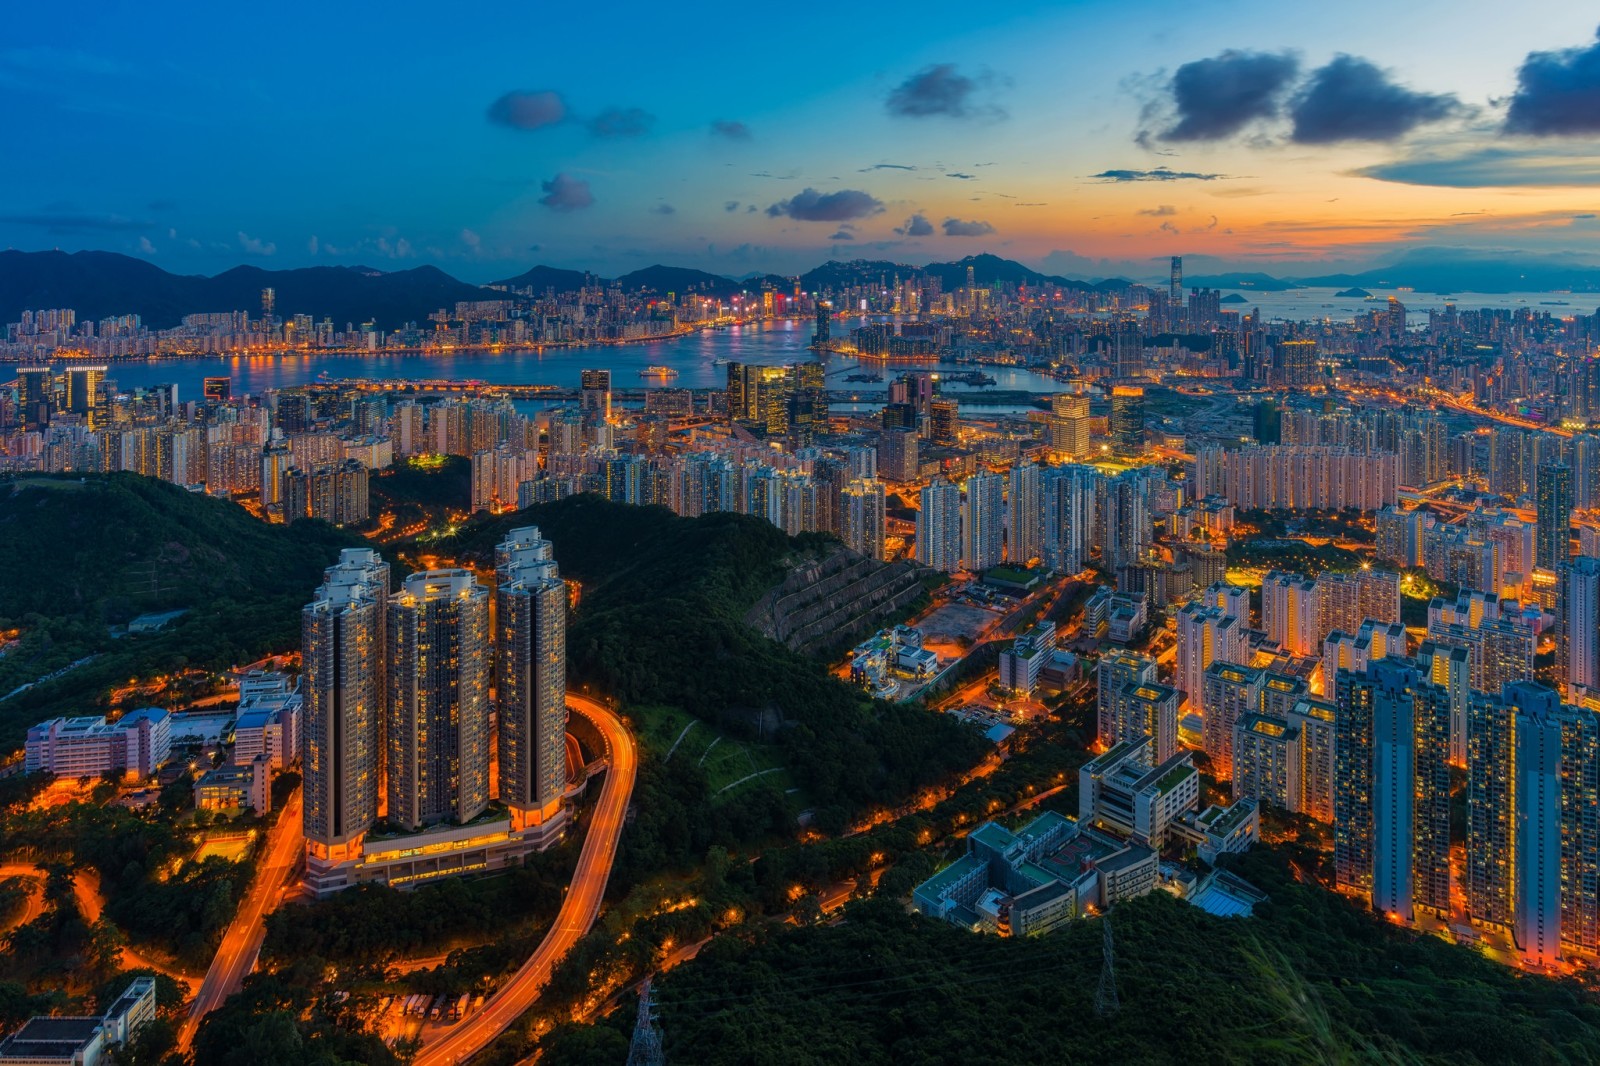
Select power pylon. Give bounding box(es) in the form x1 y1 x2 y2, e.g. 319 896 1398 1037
625 977 665 1066
1094 917 1119 1018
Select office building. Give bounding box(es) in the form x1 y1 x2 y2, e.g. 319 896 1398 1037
495 527 570 832
1110 386 1144 456
999 622 1058 698
962 471 1004 572
915 477 962 573
1334 660 1453 921
929 397 960 446
387 570 491 831
1047 392 1091 459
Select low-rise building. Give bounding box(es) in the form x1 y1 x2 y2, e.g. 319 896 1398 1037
23 708 170 780
1078 738 1200 846
194 754 271 813
0 976 155 1066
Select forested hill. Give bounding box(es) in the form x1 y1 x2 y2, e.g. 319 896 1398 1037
448 495 988 815
0 474 363 746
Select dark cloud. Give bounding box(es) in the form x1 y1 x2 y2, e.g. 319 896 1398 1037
1090 167 1227 182
487 90 568 130
651 203 676 215
947 172 975 179
1289 56 1459 143
829 230 855 240
942 217 996 236
711 119 752 139
897 213 935 236
766 187 885 222
0 210 153 233
1160 50 1299 141
538 173 594 211
887 64 1004 120
862 163 918 171
1138 205 1177 217
1354 143 1600 187
724 201 741 212
587 107 655 138
1505 27 1600 135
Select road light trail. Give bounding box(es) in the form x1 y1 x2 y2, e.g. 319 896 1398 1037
177 789 304 1051
415 694 637 1066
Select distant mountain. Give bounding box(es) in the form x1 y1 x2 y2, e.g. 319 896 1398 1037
921 253 1099 293
0 250 504 330
612 264 742 298
1294 253 1600 295
798 260 910 292
1186 272 1300 292
491 265 592 293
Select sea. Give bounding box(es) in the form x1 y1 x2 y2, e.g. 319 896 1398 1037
11 288 1589 405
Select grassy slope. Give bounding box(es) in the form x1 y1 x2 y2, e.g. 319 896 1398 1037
0 474 364 747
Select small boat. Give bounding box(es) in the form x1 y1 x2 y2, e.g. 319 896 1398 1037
639 365 679 378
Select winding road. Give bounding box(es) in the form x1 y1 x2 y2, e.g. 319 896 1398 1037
177 789 304 1051
415 694 637 1066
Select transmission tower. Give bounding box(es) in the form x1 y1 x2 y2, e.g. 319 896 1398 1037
625 977 665 1066
1094 917 1119 1018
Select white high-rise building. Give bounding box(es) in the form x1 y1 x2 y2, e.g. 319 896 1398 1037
1568 556 1600 703
915 477 962 573
495 528 569 830
841 477 886 561
1176 601 1247 714
962 471 1004 572
1006 459 1042 567
1262 571 1318 657
1042 465 1095 574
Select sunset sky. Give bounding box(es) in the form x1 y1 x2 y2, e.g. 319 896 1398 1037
3 0 1598 281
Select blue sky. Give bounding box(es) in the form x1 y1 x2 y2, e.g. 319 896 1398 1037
3 0 1598 281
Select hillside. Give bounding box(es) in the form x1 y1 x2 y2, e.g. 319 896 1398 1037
0 475 364 747
0 251 503 329
548 848 1600 1065
490 265 593 293
446 496 987 815
611 264 741 298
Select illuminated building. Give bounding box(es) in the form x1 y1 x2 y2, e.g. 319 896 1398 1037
1535 462 1574 571
1322 618 1406 680
1568 556 1600 704
840 477 886 561
260 431 291 517
1007 459 1041 567
1286 697 1337 821
1097 649 1166 758
1102 469 1149 569
64 364 106 426
1079 737 1199 846
1169 256 1183 306
23 707 170 780
1047 391 1091 459
915 477 961 573
16 366 52 429
579 368 611 432
203 376 231 403
495 527 569 833
1176 601 1246 715
1274 339 1318 387
961 471 1004 572
1333 660 1453 921
283 459 370 526
1202 662 1265 776
1231 712 1299 809
1314 568 1400 644
1467 681 1600 964
387 570 491 831
303 550 389 869
1109 386 1144 456
999 621 1058 698
878 426 918 483
929 397 960 446
1262 571 1317 657
1416 640 1472 765
1041 464 1096 574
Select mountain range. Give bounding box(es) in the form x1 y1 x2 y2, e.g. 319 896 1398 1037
3 247 1595 332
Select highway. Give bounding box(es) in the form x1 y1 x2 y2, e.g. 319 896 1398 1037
0 864 46 934
415 694 637 1066
177 789 304 1051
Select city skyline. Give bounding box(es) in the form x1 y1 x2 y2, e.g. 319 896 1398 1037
2 1 1599 279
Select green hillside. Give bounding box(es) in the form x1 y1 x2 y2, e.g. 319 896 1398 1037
446 496 988 821
0 474 364 747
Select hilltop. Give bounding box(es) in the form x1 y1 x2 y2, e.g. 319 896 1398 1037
0 474 364 747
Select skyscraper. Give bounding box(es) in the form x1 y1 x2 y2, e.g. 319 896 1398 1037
1047 392 1091 459
1202 661 1265 776
1042 465 1095 574
1262 571 1318 657
580 368 612 442
1536 462 1574 571
915 477 961 573
1109 386 1144 456
962 471 1004 572
841 478 886 561
1103 470 1149 569
1169 255 1182 306
1176 601 1246 714
1568 556 1600 703
1096 649 1168 757
303 550 389 867
387 570 491 831
1334 660 1453 921
495 528 569 829
1006 460 1042 566
929 397 960 446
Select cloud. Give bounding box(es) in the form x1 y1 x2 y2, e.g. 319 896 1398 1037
0 209 152 233
237 231 276 256
1138 205 1177 217
651 203 676 215
886 63 1005 120
947 172 975 180
767 187 885 221
1159 221 1181 235
539 173 595 211
828 230 855 240
897 213 936 237
711 119 751 140
1090 167 1226 182
1355 142 1600 187
588 107 654 138
1157 50 1299 141
307 235 319 255
487 90 567 130
460 228 481 250
1505 27 1600 135
724 201 741 212
862 163 918 171
942 217 996 236
137 235 155 254
1289 56 1459 143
